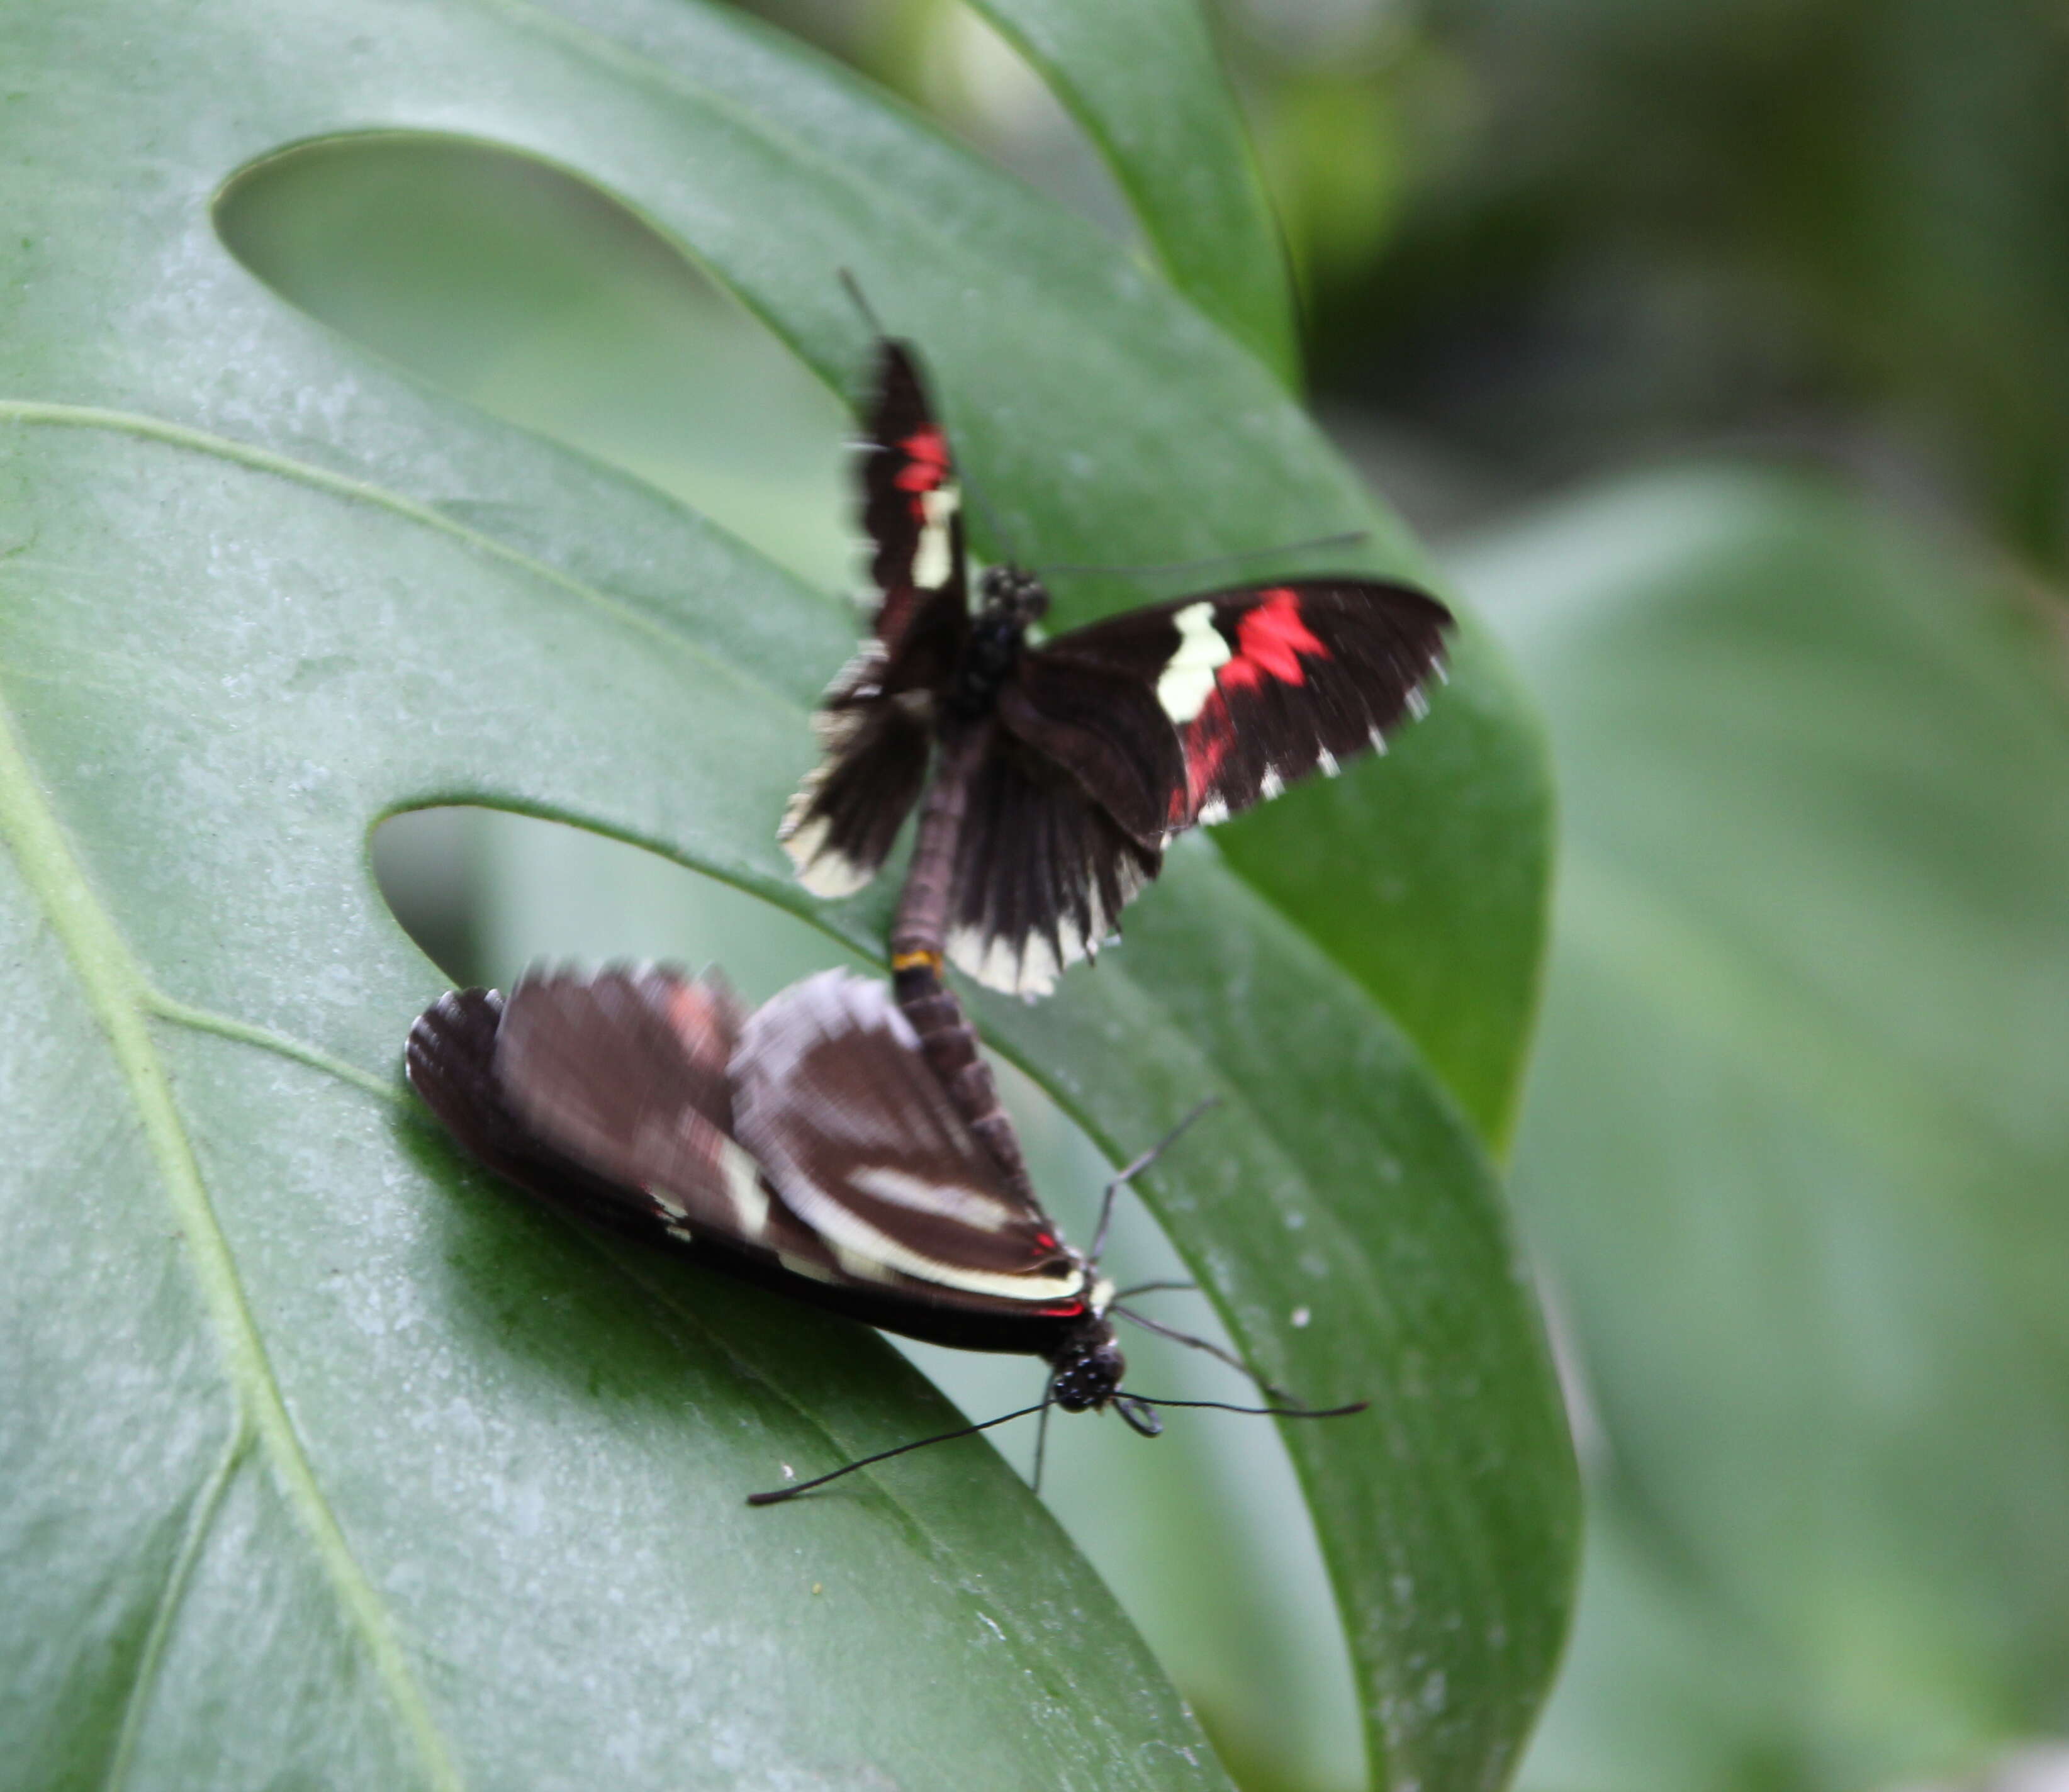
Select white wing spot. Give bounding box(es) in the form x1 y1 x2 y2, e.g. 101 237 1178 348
778 807 875 899
833 1243 899 1285
1155 602 1232 724
721 1142 772 1241
912 484 960 589
850 1165 1020 1233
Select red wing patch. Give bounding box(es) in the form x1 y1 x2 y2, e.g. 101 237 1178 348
1170 590 1332 826
1218 589 1328 693
857 343 968 647
894 425 950 495
1175 708 1233 826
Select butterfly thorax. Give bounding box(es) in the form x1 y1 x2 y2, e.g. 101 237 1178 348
1046 1320 1126 1412
947 566 1051 719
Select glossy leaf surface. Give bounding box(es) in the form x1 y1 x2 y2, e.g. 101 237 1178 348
0 4 1572 1786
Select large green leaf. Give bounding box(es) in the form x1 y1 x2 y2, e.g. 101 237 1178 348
0 3 1572 1786
1459 471 2069 1791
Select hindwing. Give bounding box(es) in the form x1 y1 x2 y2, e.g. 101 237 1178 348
731 972 1085 1306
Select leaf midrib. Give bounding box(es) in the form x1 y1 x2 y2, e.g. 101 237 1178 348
0 697 467 1789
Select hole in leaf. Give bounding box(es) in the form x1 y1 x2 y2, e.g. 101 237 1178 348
215 132 850 588
374 803 1361 1789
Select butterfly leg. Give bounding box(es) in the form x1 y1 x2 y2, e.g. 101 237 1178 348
1089 1097 1223 1266
1031 1393 1055 1494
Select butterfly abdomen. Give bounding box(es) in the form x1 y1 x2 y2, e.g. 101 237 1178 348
885 714 1043 1195
892 956 1036 1203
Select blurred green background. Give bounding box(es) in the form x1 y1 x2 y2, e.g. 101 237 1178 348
215 3 2069 1789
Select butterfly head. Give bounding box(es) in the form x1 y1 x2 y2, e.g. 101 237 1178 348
976 564 1051 632
1046 1319 1126 1413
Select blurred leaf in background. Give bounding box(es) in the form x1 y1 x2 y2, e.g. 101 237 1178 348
1465 474 2069 1792
1264 0 2069 573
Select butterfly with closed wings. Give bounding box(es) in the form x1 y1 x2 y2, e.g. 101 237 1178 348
780 308 1457 999
406 964 1359 1503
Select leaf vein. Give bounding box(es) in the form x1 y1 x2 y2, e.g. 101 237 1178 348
145 988 408 1109
102 1416 254 1792
0 697 466 1792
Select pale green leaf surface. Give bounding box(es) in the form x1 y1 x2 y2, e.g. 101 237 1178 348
1 3 1572 1786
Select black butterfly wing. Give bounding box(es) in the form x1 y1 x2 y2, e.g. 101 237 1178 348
858 339 967 640
407 968 846 1275
934 578 1451 995
1024 578 1454 832
730 970 1089 1312
779 339 970 898
940 731 1160 996
407 987 561 1197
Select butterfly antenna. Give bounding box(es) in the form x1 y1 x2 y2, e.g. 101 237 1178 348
958 464 1021 569
1112 1279 1196 1299
836 266 887 339
1119 1392 1371 1420
1112 1304 1298 1404
748 1397 1050 1506
1089 1097 1221 1267
1034 529 1370 582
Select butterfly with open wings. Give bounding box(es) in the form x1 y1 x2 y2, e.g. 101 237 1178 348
779 329 1457 998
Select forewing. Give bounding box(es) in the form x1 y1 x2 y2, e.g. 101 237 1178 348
405 986 544 1193
943 737 1160 998
489 966 830 1261
731 972 1084 1303
857 338 968 659
1024 577 1454 833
